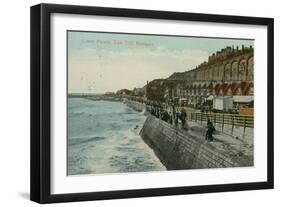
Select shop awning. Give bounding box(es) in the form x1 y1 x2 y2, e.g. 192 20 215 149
233 96 254 103
206 95 214 100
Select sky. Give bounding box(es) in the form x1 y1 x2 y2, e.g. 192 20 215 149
68 31 253 94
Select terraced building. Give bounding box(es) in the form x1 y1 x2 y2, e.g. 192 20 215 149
146 45 254 109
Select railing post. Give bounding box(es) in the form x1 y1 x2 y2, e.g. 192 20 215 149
222 113 224 132
201 112 203 125
243 117 246 139
214 113 216 126
231 116 234 135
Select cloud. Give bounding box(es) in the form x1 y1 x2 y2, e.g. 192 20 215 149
68 48 209 93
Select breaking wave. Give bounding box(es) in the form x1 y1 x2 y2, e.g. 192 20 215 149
67 98 165 175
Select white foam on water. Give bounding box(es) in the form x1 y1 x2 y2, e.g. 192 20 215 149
67 98 165 175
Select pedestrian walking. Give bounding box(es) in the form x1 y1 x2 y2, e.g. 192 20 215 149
174 110 179 127
172 104 176 118
168 111 173 124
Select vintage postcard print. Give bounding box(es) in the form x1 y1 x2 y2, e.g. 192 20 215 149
67 31 254 175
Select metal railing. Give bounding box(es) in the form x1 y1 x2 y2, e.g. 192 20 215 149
188 112 254 129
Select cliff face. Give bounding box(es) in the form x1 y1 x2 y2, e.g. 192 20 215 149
140 115 253 170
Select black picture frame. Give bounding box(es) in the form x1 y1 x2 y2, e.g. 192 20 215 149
30 3 274 204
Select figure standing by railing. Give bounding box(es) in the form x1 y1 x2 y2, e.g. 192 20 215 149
180 108 188 130
205 119 215 141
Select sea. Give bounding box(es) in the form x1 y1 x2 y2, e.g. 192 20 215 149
67 98 166 175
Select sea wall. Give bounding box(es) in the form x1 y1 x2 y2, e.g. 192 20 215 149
140 115 253 170
123 99 146 112
86 96 122 102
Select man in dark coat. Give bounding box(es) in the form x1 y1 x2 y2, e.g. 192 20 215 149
180 109 187 129
205 119 215 141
